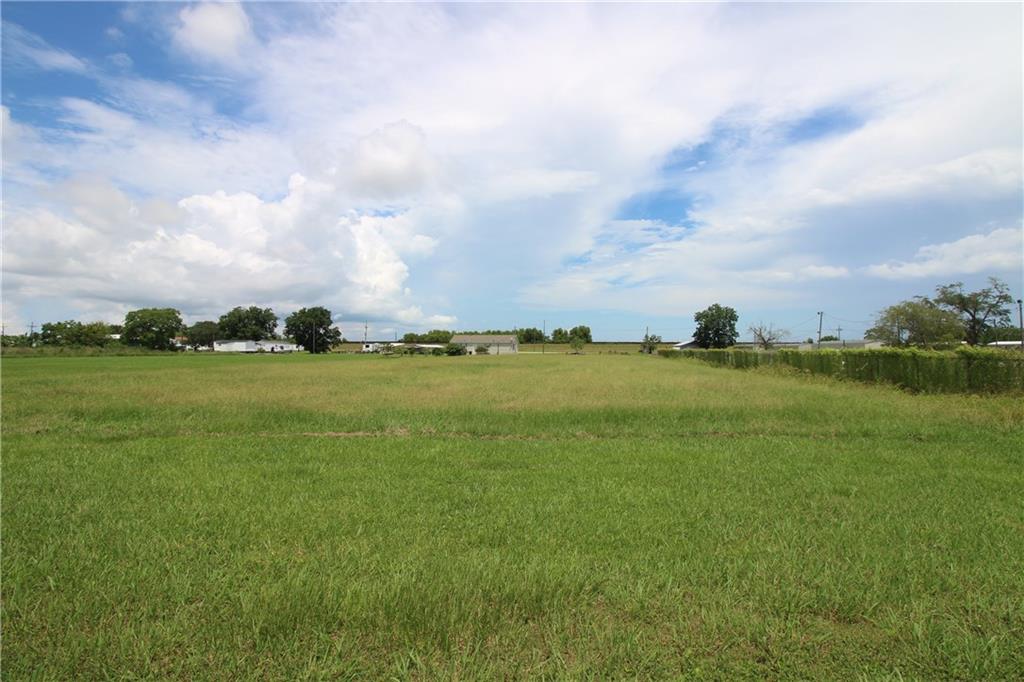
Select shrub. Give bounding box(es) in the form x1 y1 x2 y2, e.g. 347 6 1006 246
445 343 467 356
475 345 490 355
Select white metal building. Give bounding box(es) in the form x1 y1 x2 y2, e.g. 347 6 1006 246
361 342 445 353
213 340 299 353
449 334 518 355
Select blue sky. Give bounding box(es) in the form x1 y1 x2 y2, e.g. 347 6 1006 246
2 2 1021 340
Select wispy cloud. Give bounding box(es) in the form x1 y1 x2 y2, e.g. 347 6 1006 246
2 21 89 73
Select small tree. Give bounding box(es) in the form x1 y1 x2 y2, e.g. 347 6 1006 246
569 336 585 354
284 307 342 353
819 335 839 342
123 308 183 350
475 345 490 355
186 320 219 350
639 332 662 354
748 323 788 350
693 304 738 348
933 278 1013 346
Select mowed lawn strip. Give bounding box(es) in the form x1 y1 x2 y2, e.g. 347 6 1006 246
3 354 1023 678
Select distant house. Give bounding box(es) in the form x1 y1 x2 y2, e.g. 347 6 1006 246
361 342 445 353
213 340 299 353
449 334 518 355
401 343 445 353
672 339 701 350
732 341 810 350
816 339 884 350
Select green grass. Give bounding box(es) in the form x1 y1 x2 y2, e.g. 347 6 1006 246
3 353 1023 679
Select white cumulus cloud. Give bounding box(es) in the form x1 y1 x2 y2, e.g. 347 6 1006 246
866 228 1023 280
173 3 254 67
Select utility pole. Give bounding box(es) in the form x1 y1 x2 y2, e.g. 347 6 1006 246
311 324 315 354
363 321 367 345
835 325 842 341
1017 299 1023 352
543 320 546 355
29 322 36 347
816 312 823 348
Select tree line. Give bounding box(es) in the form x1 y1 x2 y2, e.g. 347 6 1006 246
687 277 1018 350
2 305 343 354
400 325 594 345
864 278 1016 348
5 277 1014 354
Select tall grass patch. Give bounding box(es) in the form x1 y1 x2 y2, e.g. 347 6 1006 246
661 347 1024 393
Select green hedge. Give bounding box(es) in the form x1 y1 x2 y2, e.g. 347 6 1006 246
658 347 1024 394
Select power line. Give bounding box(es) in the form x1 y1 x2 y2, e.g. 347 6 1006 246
824 313 872 325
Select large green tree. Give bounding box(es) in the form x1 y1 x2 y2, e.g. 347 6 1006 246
693 304 738 348
933 278 1013 346
123 308 183 350
865 298 963 348
186 321 220 350
550 328 570 344
284 307 342 353
218 306 278 341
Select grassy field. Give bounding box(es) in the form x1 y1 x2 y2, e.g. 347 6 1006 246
331 342 668 354
3 353 1023 679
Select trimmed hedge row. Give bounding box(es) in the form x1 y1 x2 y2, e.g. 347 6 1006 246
658 347 1024 393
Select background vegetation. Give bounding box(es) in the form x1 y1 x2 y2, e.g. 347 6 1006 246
660 347 1024 393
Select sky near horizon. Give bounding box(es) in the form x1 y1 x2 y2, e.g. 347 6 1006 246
2 2 1022 341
